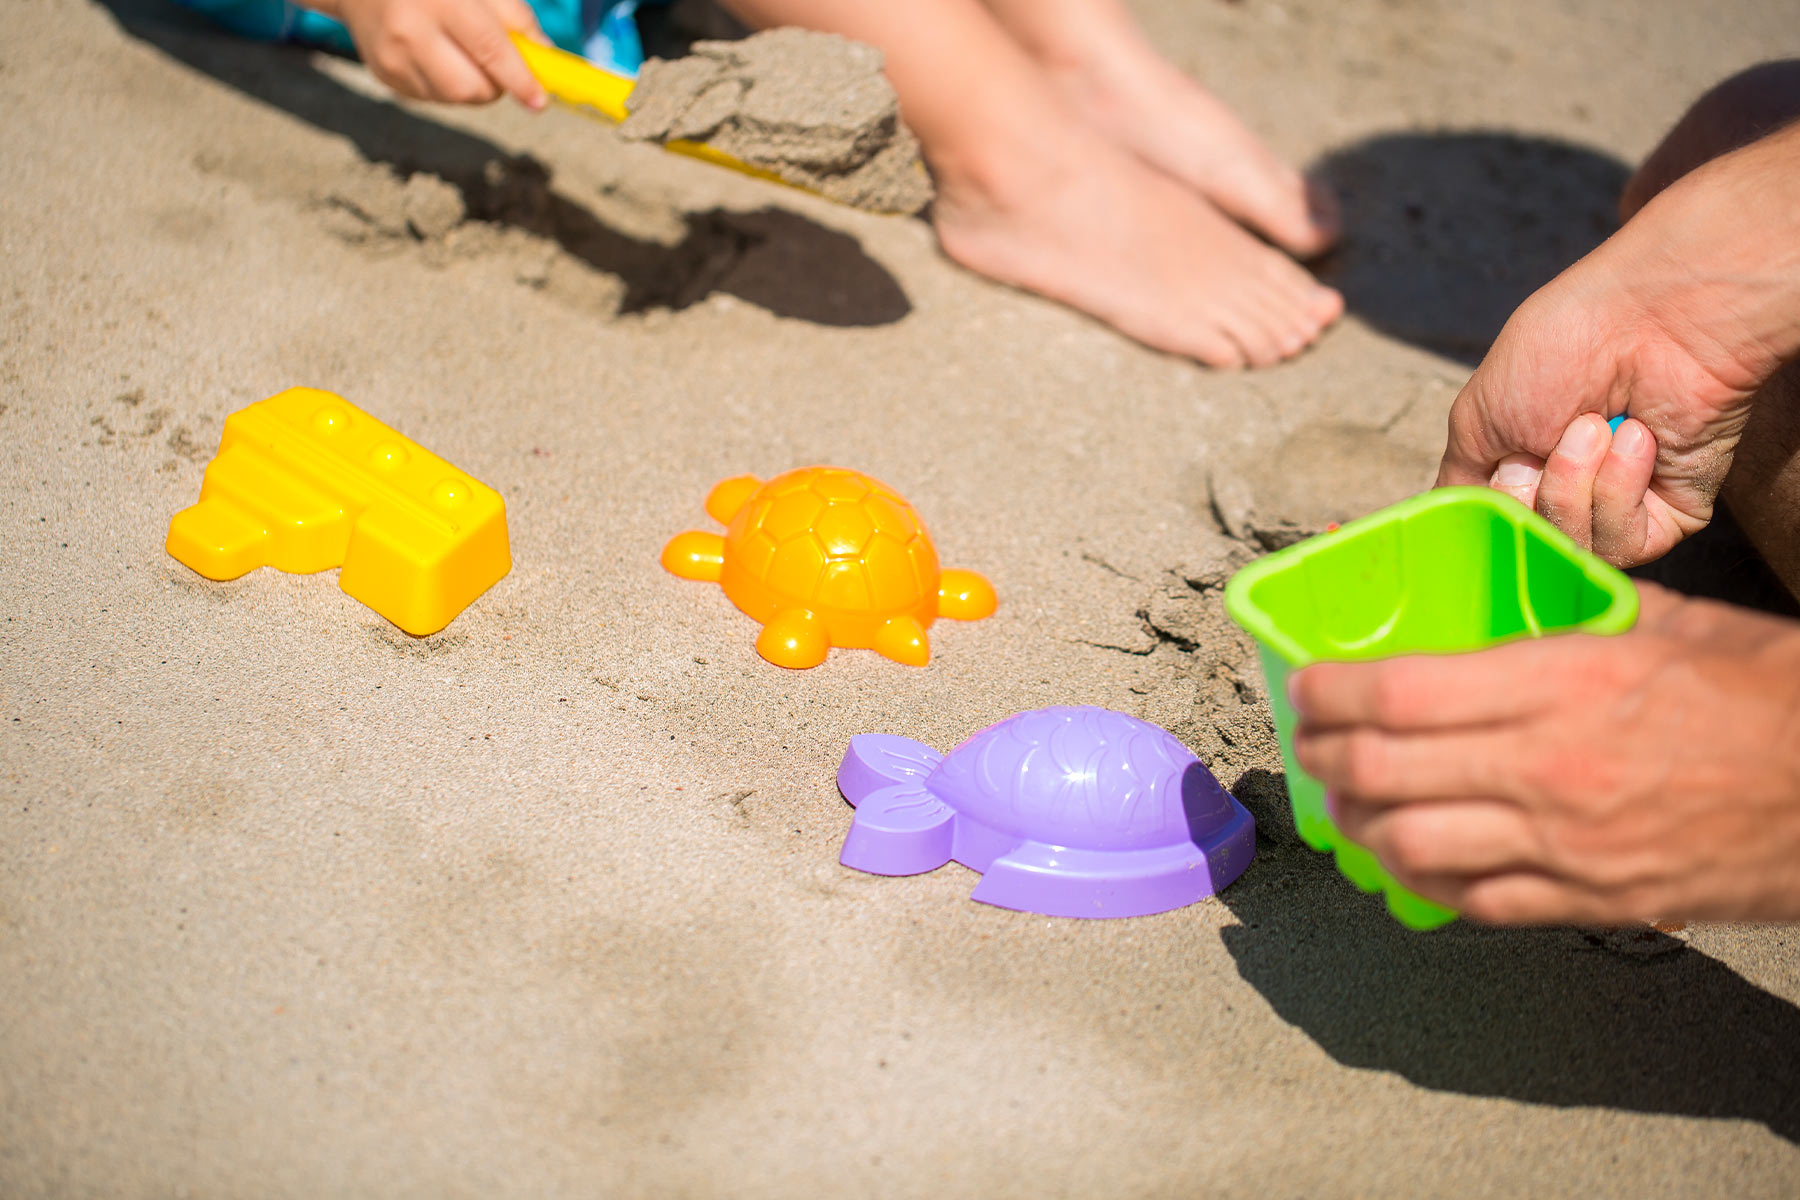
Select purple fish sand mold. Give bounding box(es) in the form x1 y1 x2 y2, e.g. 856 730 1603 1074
837 706 1255 918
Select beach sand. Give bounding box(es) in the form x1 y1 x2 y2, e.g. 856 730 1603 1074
4 0 1800 1194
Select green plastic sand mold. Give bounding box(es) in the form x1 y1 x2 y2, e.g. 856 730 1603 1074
1223 487 1640 930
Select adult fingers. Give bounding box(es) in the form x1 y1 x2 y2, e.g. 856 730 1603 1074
1533 412 1612 550
1489 453 1543 509
1436 370 1507 487
1436 294 1584 488
1453 871 1632 925
1295 726 1521 802
449 0 547 109
1630 581 1687 630
1334 797 1548 879
1373 869 1624 925
1291 642 1563 732
1590 418 1658 564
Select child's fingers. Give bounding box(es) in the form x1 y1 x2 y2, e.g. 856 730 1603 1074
449 0 547 109
416 30 503 104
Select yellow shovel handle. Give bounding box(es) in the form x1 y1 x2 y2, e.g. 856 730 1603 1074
507 32 790 190
508 31 634 122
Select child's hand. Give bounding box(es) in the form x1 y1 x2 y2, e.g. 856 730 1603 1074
320 0 549 109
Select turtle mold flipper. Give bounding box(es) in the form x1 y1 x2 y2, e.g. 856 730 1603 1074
704 475 762 524
873 615 930 666
757 608 829 669
838 734 953 875
838 733 943 802
839 783 956 876
661 531 726 581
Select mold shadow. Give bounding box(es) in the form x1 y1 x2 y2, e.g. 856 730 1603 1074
1217 778 1800 1142
95 0 911 328
1310 131 1630 364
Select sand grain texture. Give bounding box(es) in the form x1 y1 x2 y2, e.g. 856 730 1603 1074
5 0 1800 1196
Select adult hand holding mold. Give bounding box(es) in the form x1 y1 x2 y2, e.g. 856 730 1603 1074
1290 584 1800 925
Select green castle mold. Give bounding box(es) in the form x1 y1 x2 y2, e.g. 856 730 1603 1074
1224 487 1639 929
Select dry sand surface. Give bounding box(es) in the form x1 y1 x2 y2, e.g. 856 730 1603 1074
5 0 1800 1195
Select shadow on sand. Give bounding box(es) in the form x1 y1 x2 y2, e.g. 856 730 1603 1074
95 0 912 328
1223 768 1800 1143
1311 131 1630 364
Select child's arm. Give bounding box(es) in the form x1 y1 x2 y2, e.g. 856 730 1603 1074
311 0 549 108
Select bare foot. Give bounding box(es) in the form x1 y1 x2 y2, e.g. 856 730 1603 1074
981 0 1339 259
719 0 1340 365
933 108 1343 367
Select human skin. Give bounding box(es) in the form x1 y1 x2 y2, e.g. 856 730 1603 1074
1724 366 1800 600
1287 69 1800 925
1434 117 1800 567
1630 62 1800 601
719 0 1343 367
1289 584 1800 924
974 0 1338 258
312 0 548 108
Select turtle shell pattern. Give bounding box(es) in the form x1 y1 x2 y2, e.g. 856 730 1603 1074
722 467 938 622
932 706 1238 850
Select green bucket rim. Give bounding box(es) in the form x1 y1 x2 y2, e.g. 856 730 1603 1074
1223 486 1640 667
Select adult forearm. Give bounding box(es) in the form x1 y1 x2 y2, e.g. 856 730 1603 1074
1598 119 1800 396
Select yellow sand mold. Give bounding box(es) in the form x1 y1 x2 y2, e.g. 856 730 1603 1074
165 388 510 636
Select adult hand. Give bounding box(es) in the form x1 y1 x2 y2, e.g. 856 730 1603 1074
1436 121 1800 566
1289 584 1800 924
321 0 549 108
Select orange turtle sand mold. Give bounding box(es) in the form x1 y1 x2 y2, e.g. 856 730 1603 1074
662 467 996 669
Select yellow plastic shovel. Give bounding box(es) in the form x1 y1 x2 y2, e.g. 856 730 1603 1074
508 33 790 189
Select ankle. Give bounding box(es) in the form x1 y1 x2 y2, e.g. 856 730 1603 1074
922 86 1087 219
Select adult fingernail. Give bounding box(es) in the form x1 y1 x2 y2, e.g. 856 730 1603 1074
1613 419 1651 458
1287 673 1305 715
1558 415 1604 460
1324 790 1341 821
1492 459 1541 490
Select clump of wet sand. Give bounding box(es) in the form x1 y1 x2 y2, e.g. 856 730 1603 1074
618 28 934 215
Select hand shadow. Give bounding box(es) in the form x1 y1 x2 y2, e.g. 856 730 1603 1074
1223 768 1800 1143
1310 131 1629 364
93 0 911 328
